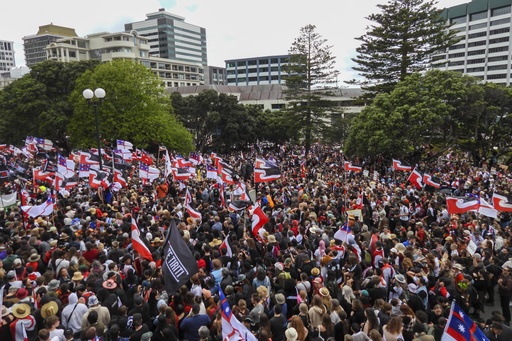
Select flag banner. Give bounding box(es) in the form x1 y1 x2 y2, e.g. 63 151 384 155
164 151 173 178
407 168 423 189
33 168 54 183
162 219 198 294
0 165 11 184
220 235 233 257
184 188 202 223
392 159 412 171
131 218 154 261
21 195 54 218
254 158 281 183
344 161 362 172
171 167 192 181
78 164 91 178
219 161 238 184
228 200 252 212
423 173 441 188
206 164 218 179
57 154 76 179
172 156 192 169
79 152 100 169
34 137 53 151
353 192 364 209
446 196 479 214
139 163 160 184
116 139 133 150
113 169 127 188
478 197 498 219
441 301 489 341
189 153 203 165
220 287 257 341
113 148 133 162
250 204 269 239
89 168 110 190
492 193 512 212
334 222 352 243
0 193 17 208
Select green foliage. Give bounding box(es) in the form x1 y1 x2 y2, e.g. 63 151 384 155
350 0 461 95
0 60 100 147
346 70 512 165
68 60 193 153
282 24 340 156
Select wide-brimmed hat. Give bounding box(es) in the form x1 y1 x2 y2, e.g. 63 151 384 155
151 237 162 245
1 305 9 317
311 267 320 276
453 263 464 271
209 239 222 247
395 274 406 284
12 303 31 319
47 279 60 291
319 287 330 297
59 233 70 240
72 272 84 281
285 327 298 341
275 293 286 304
348 214 355 220
102 279 117 290
41 301 58 319
28 254 40 263
267 234 277 243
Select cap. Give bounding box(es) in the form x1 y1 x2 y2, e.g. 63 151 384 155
88 296 99 306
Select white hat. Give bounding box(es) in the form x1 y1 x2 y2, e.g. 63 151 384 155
285 327 298 341
408 283 418 293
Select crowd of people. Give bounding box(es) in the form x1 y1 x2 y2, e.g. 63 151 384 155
1 144 512 341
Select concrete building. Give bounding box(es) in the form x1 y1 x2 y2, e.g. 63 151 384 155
23 24 78 67
204 66 227 85
435 0 512 85
0 40 15 72
166 84 364 114
225 55 290 86
125 9 207 67
45 30 204 88
0 66 29 89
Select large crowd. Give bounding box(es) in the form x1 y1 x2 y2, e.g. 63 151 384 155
1 144 512 341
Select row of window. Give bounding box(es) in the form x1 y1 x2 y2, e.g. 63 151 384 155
227 75 281 82
449 62 509 71
451 6 512 25
226 58 288 68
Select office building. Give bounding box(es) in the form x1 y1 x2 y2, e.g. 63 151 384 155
23 24 78 67
0 66 29 89
225 55 290 86
435 0 512 84
45 30 204 87
0 40 15 72
125 9 207 66
204 66 227 85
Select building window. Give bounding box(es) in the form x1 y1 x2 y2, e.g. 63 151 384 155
467 67 485 72
260 76 269 81
259 59 268 65
432 55 446 61
487 64 508 70
492 6 511 17
271 75 279 80
470 11 488 21
226 62 235 68
488 55 508 62
487 74 507 79
270 58 278 64
449 61 465 66
468 40 487 47
451 16 467 24
248 68 257 74
467 58 485 64
490 27 510 35
491 18 511 26
248 60 257 65
467 49 485 56
449 44 465 50
271 104 285 109
469 22 487 30
237 61 246 66
448 52 465 58
489 46 509 53
468 31 487 39
489 37 509 44
248 77 257 82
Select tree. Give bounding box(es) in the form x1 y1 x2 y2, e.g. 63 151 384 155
0 60 100 147
345 70 482 159
350 0 460 95
68 60 193 152
282 24 340 156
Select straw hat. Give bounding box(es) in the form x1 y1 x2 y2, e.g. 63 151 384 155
319 287 330 297
311 267 320 276
267 235 277 243
28 254 40 263
151 237 162 245
12 303 31 319
209 238 222 247
41 301 58 319
72 272 84 281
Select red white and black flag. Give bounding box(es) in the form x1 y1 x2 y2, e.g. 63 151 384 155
407 168 423 189
423 174 441 189
254 158 281 183
344 161 362 172
162 219 198 294
446 196 479 214
492 192 512 212
392 159 412 171
218 161 238 184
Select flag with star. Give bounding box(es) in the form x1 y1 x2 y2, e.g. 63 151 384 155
441 301 489 341
219 287 257 341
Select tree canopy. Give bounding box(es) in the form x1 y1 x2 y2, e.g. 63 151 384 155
350 0 460 95
282 24 340 156
345 69 512 165
68 60 193 152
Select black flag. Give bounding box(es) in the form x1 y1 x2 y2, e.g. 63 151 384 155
162 219 198 294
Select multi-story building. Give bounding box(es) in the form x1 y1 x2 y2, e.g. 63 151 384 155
45 30 204 88
0 66 29 89
435 0 512 85
23 24 78 67
0 40 15 72
204 66 227 85
125 9 207 67
225 55 290 86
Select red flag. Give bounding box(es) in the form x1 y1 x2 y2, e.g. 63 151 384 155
392 159 412 171
423 174 441 189
492 193 512 212
446 197 479 215
407 168 423 189
131 218 154 261
344 161 362 172
250 204 269 239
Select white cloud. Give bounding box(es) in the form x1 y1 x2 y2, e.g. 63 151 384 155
4 0 466 82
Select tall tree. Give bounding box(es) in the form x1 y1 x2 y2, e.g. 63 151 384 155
350 0 460 95
282 24 339 157
68 60 193 152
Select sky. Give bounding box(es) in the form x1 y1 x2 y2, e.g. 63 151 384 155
3 0 467 83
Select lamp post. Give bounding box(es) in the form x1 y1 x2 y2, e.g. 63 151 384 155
83 88 106 170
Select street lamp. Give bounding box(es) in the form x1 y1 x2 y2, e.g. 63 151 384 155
83 88 106 170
